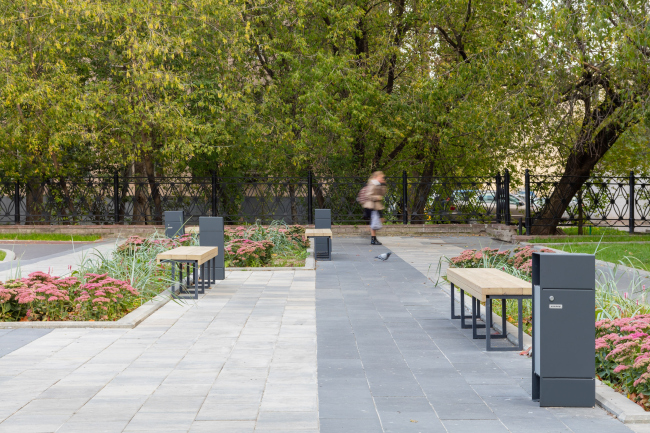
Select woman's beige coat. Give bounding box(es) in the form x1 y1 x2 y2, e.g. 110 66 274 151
362 180 387 211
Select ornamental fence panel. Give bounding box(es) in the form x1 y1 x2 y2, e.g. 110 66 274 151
0 171 648 232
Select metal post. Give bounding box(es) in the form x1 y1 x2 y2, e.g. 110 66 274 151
14 180 20 225
307 171 313 225
629 171 635 234
504 169 511 226
113 173 119 224
496 172 502 224
211 171 217 217
402 170 408 225
525 169 531 235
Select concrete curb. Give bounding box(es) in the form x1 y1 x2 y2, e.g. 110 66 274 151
595 380 650 424
440 281 650 424
0 249 15 262
0 288 174 329
227 247 315 272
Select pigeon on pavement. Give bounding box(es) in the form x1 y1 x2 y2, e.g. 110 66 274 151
375 252 392 261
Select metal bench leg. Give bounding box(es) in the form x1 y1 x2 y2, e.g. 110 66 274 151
518 297 524 351
170 262 176 293
451 283 460 319
486 297 492 349
193 262 198 299
186 263 191 293
199 263 205 294
179 263 184 293
472 297 479 339
460 290 470 329
502 298 507 337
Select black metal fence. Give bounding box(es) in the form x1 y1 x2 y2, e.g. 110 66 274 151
524 171 650 233
1 170 648 232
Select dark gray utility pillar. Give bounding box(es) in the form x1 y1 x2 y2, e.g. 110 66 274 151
532 252 595 407
314 209 332 261
164 211 185 238
199 216 225 281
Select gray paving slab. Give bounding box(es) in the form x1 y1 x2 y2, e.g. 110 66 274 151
0 329 52 359
316 236 633 433
0 269 316 432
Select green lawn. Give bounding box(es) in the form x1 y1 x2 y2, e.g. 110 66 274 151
0 233 101 242
530 235 650 243
529 226 650 244
551 243 650 271
0 250 5 261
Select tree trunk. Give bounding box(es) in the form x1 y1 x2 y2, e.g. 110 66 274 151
132 161 149 225
530 120 624 235
25 179 45 225
144 153 162 225
288 184 297 224
409 136 440 224
118 166 130 224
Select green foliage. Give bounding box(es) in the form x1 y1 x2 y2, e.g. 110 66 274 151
0 0 648 185
0 233 101 241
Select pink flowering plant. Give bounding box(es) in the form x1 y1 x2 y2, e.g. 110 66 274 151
223 221 308 267
224 239 275 267
0 271 140 322
595 316 650 408
448 245 555 280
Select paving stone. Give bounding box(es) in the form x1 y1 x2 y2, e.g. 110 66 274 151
320 417 383 433
442 420 511 433
316 237 634 433
188 420 255 433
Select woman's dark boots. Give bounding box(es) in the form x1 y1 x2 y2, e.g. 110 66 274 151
371 236 382 245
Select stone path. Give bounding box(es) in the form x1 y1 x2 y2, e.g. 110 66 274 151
0 241 117 281
0 270 316 432
0 235 644 432
316 237 634 433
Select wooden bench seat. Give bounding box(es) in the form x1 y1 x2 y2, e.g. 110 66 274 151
447 267 531 351
156 246 219 299
305 229 332 261
304 228 333 238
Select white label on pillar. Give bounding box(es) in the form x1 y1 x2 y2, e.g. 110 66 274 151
549 304 563 309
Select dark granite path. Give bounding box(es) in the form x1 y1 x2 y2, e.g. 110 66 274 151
315 237 632 433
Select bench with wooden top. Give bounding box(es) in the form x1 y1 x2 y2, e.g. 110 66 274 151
304 229 332 238
304 229 333 261
446 268 531 351
156 246 219 299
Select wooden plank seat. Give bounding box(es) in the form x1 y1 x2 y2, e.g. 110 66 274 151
156 246 219 299
305 229 333 261
304 229 333 238
447 268 531 351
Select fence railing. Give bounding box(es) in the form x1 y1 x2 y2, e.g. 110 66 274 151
524 170 650 234
1 170 648 232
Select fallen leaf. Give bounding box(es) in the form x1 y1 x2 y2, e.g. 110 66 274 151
410 419 418 423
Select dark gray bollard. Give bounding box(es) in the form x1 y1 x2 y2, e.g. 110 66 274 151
532 252 595 407
164 211 185 238
199 216 225 280
314 209 332 260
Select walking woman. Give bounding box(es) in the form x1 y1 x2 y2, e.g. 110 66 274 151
363 171 387 245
